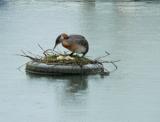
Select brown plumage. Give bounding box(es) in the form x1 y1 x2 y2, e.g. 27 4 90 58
53 33 89 56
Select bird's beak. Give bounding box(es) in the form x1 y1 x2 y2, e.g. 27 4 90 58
53 35 61 51
53 44 57 50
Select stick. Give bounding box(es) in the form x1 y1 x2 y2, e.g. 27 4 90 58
37 43 45 52
94 51 110 60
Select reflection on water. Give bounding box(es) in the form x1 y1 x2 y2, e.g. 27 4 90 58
26 73 88 93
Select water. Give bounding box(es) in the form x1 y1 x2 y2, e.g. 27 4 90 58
1 0 160 122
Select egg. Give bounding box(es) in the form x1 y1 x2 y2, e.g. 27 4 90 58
65 56 75 60
56 55 65 60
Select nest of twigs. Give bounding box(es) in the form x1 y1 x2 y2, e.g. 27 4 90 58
18 44 120 75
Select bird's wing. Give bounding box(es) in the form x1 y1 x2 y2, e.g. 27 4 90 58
68 35 88 46
67 35 89 54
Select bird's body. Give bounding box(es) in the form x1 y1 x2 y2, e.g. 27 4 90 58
54 33 89 56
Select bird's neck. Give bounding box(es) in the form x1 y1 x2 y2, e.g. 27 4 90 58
62 40 70 48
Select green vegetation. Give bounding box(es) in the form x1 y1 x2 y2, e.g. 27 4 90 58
41 54 93 65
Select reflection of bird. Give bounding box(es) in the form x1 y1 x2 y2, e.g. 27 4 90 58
53 33 89 56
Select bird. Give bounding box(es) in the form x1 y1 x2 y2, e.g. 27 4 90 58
53 33 89 56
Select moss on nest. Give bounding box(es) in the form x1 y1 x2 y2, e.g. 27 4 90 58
41 54 93 65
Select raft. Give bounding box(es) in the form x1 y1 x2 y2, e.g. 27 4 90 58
26 61 109 75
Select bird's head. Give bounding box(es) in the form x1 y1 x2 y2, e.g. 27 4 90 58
53 33 68 50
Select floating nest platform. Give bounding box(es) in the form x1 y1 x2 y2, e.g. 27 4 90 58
26 61 108 75
25 54 109 75
20 48 119 76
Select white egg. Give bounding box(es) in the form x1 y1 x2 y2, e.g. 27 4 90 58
57 55 65 60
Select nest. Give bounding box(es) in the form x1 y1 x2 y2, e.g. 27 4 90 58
42 54 93 65
18 44 119 75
